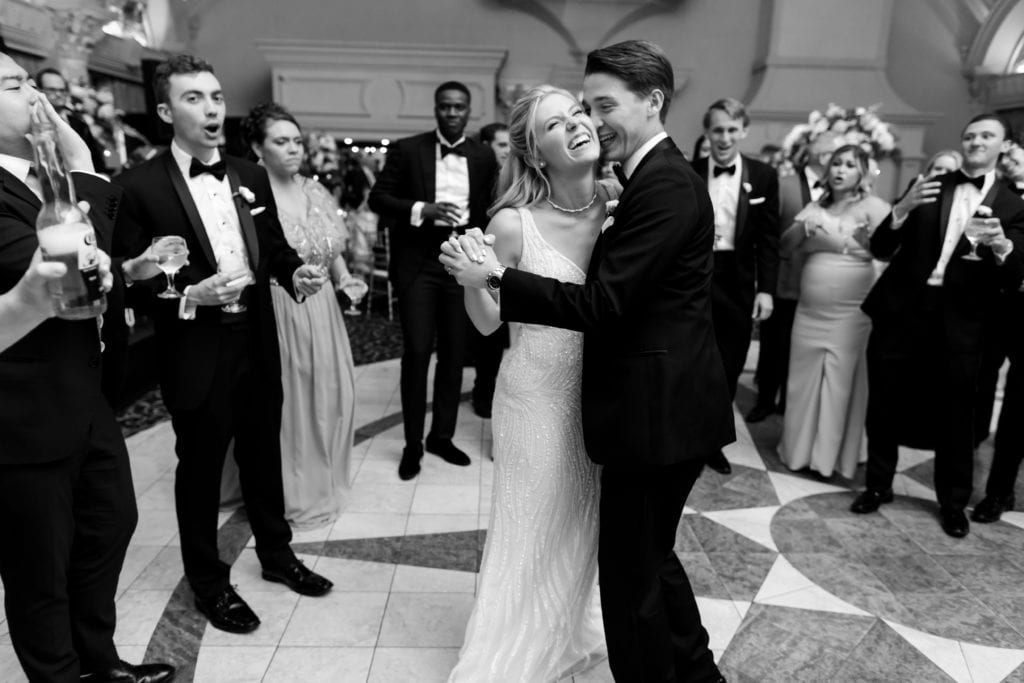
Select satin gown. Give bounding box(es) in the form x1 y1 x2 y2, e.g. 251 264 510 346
270 177 356 529
449 208 606 682
780 203 875 479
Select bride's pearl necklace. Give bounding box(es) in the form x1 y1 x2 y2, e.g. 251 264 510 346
546 190 598 214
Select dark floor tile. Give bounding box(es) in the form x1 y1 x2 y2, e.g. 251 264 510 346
317 537 403 565
801 493 868 520
862 552 966 595
931 554 1024 597
705 551 778 601
772 498 819 521
719 604 874 682
901 459 935 491
976 594 1024 639
900 519 1005 556
688 468 779 511
895 592 1024 648
398 530 481 573
822 516 918 557
688 515 776 554
784 551 895 603
771 518 844 553
674 517 704 553
832 620 955 683
675 551 732 599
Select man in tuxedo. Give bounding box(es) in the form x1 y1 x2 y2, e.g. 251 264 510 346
748 132 842 422
35 67 108 173
114 54 332 634
695 97 780 474
0 53 174 683
369 81 498 479
971 143 1024 523
852 113 1024 538
444 40 733 682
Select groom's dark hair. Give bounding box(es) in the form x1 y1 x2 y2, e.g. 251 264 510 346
153 54 216 105
585 40 674 122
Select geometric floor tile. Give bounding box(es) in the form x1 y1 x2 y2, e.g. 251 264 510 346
884 620 972 683
766 471 849 505
754 556 872 616
701 506 780 551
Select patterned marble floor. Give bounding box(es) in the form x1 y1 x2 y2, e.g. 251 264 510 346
2 347 1024 682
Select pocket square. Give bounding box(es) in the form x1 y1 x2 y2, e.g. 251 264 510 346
250 206 266 216
749 197 766 205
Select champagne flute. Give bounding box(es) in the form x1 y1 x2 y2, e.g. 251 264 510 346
152 235 188 299
342 274 368 317
216 246 252 313
962 216 987 261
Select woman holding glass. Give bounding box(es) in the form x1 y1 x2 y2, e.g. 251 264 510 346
241 103 364 529
779 145 890 479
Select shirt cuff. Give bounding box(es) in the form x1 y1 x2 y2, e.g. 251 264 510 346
178 285 198 320
411 201 425 227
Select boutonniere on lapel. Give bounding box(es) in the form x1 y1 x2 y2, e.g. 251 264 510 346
601 199 619 233
233 185 265 216
742 182 752 194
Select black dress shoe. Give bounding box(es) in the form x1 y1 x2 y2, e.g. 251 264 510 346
745 403 775 423
940 508 970 538
398 444 422 480
194 586 260 634
971 494 1015 523
425 435 471 466
705 450 732 475
850 488 893 514
262 559 333 597
81 661 175 683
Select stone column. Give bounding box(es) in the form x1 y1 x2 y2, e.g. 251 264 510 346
745 0 940 201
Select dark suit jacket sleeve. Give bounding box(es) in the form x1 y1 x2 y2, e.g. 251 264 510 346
368 139 415 220
997 205 1024 293
756 168 781 295
869 211 902 260
500 166 699 331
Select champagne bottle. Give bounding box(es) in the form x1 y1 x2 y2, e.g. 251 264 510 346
31 106 107 320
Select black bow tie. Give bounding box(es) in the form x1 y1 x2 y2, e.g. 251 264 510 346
956 171 984 190
440 143 466 159
813 179 827 190
189 157 226 181
713 164 736 178
613 164 628 186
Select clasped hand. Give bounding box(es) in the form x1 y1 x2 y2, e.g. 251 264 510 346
438 228 497 289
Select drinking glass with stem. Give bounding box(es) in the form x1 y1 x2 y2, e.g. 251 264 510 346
152 235 189 299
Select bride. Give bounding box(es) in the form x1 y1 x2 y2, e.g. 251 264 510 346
445 85 615 682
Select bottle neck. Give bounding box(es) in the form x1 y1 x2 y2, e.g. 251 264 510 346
31 127 77 207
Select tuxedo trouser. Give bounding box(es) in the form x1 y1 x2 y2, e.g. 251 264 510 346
974 301 1011 444
472 323 508 410
397 263 470 446
169 324 294 599
984 297 1024 498
753 297 797 410
865 319 981 510
599 460 720 683
0 403 136 682
711 254 753 400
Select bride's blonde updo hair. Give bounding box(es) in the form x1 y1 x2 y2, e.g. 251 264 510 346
488 84 580 217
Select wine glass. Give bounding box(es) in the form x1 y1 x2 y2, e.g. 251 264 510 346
216 247 252 313
962 216 987 261
342 275 368 316
152 236 188 299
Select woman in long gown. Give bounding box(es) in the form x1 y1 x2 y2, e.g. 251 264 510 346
446 86 612 682
242 103 363 529
779 144 891 479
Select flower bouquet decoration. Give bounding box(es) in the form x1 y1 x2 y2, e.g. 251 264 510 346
779 103 899 177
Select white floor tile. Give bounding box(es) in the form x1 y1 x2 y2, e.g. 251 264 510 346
263 646 374 682
279 592 388 647
347 483 415 514
328 513 409 540
193 645 275 683
113 589 174 646
405 514 480 536
377 593 475 647
410 485 479 515
367 647 460 682
310 557 396 592
391 566 476 593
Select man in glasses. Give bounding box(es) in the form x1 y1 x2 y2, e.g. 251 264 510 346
35 67 108 172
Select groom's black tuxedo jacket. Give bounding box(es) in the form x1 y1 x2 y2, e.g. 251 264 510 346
500 137 735 468
0 168 122 464
863 171 1024 353
694 153 780 306
369 131 497 294
114 151 303 413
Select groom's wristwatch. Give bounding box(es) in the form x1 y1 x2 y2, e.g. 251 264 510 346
485 265 507 292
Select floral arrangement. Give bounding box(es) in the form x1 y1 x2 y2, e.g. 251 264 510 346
780 103 898 174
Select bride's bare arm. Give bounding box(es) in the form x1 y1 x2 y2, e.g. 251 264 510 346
464 208 523 335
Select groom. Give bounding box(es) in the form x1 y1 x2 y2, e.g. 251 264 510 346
442 40 733 682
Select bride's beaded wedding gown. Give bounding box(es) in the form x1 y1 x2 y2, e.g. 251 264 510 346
448 208 606 682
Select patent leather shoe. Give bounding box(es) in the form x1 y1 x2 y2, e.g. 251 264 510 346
850 488 893 514
194 586 259 634
705 450 732 475
80 661 175 683
398 444 422 480
425 435 471 466
971 494 1015 524
940 508 970 538
262 559 333 597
